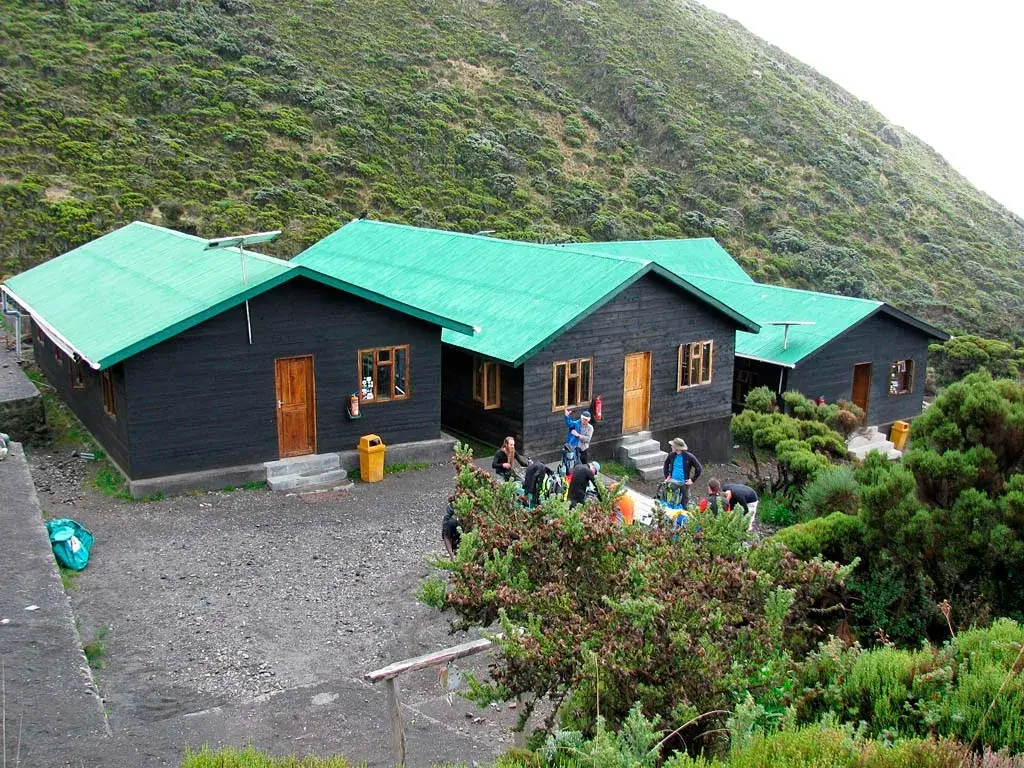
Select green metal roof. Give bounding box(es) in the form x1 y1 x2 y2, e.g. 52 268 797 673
566 238 753 283
2 222 471 370
294 220 759 365
687 278 883 367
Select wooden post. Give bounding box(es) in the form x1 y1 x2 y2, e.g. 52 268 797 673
384 677 406 767
364 637 496 767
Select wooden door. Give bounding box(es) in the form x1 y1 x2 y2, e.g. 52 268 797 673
275 355 316 458
851 362 872 416
622 352 651 433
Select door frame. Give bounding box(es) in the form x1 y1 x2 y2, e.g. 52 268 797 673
851 361 873 417
622 351 652 434
275 354 317 458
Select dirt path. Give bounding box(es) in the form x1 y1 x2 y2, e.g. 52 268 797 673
27 447 519 767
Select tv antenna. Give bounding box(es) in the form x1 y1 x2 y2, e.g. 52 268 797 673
764 320 815 350
205 231 281 344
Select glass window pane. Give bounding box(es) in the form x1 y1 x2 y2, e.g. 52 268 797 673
567 376 579 407
361 352 375 400
473 358 483 400
485 364 499 407
580 360 591 402
378 348 390 362
689 350 701 384
701 342 713 382
554 363 567 408
376 360 392 400
394 348 407 397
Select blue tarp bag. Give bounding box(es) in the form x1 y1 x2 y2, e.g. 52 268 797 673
45 518 94 571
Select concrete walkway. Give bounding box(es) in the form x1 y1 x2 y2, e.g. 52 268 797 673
0 442 111 767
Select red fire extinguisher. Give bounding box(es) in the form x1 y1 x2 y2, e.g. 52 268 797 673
348 393 360 419
593 395 603 422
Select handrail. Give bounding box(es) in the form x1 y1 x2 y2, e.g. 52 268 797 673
364 636 495 767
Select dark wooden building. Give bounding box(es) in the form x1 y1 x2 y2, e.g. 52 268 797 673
3 222 468 481
295 221 760 461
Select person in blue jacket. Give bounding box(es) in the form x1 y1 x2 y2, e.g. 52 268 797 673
563 407 594 463
662 437 703 508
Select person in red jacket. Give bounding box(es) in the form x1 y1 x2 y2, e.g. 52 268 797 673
698 478 730 514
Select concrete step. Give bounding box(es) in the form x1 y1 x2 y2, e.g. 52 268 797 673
636 464 665 482
850 441 896 460
267 468 350 491
264 453 340 480
618 430 652 446
630 450 666 470
617 439 662 461
887 448 903 460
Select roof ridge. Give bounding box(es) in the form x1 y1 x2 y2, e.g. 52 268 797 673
130 220 209 243
567 237 719 246
697 276 882 305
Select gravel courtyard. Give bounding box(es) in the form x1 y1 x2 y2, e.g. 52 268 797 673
28 447 517 767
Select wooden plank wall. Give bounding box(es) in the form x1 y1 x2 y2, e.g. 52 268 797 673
124 278 443 478
31 330 132 473
788 312 931 427
440 345 524 451
521 273 738 460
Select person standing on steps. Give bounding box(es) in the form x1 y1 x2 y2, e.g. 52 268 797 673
564 408 594 464
662 437 703 508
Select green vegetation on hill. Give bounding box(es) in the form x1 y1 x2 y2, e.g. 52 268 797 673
2 0 1022 337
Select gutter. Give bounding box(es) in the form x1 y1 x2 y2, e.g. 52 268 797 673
735 352 796 369
0 285 101 369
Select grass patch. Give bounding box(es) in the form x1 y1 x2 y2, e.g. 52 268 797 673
83 625 109 670
59 564 80 591
242 481 266 491
756 495 796 527
182 747 361 767
91 461 132 500
598 460 638 479
384 461 429 475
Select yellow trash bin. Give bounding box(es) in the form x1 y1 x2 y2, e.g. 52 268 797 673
357 434 386 482
890 420 910 451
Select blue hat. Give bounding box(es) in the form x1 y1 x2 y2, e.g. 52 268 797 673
581 410 592 420
591 461 601 474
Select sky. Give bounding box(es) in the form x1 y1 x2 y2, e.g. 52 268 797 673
698 0 1024 217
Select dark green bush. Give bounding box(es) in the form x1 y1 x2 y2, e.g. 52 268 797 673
773 511 864 561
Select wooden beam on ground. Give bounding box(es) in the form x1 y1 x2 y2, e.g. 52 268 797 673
364 637 494 683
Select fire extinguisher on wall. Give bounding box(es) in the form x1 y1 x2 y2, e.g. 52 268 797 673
348 393 360 419
592 395 603 422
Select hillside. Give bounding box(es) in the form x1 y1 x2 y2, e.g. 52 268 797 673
2 0 1022 338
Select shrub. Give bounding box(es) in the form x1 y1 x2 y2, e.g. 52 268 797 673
744 386 776 414
799 466 860 521
788 620 1024 754
423 446 847 741
773 511 865 561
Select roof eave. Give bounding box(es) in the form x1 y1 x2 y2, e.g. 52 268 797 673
1 285 102 369
878 304 949 341
296 266 475 336
735 352 797 369
648 264 761 333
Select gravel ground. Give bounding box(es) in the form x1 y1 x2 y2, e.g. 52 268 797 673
26 446 519 766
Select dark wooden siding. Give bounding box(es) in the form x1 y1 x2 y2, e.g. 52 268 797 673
521 273 738 460
441 346 524 450
787 311 931 426
124 277 442 478
31 328 131 473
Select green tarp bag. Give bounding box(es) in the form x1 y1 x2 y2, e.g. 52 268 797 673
45 518 94 571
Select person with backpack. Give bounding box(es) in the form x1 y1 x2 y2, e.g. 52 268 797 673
563 408 594 464
698 478 730 514
662 437 703 508
522 458 551 507
568 461 602 508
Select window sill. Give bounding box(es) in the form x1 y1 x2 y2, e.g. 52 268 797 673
677 382 713 391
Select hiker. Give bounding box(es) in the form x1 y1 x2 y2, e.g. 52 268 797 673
722 482 759 516
722 481 759 530
568 461 602 508
608 482 635 525
492 435 519 482
522 458 550 507
442 499 462 560
698 478 730 513
564 407 594 464
662 437 703 508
